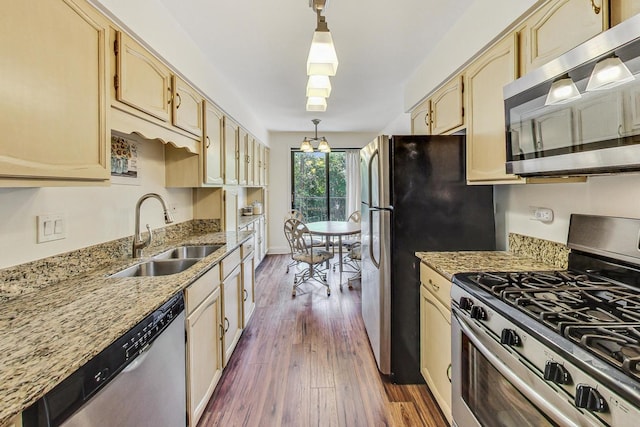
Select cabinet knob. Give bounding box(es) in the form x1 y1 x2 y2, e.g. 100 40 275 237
590 0 601 15
544 361 571 385
575 384 607 412
428 278 439 291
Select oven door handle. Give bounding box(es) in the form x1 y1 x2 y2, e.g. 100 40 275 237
452 310 580 427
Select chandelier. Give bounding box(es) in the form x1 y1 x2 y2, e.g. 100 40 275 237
306 0 337 112
300 119 331 153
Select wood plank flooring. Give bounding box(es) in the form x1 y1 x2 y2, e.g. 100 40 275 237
198 254 448 427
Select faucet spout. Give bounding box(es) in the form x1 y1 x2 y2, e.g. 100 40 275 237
132 193 174 258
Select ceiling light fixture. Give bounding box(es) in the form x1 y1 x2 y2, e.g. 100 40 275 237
299 119 331 153
586 55 634 91
306 1 338 76
545 74 581 105
306 96 327 112
306 75 332 97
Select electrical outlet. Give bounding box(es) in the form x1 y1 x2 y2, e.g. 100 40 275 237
37 213 67 243
530 207 554 223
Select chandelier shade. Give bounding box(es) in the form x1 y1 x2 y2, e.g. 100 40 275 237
299 119 330 153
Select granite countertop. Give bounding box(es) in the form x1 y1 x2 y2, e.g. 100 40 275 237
238 213 264 229
0 230 252 426
415 251 558 281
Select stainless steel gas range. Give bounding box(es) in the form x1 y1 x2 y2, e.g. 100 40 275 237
451 214 640 427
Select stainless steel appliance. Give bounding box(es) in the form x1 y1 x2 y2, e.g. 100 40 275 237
451 214 640 426
23 293 186 427
503 14 640 177
360 135 495 383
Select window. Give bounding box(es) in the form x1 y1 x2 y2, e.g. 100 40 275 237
291 150 346 222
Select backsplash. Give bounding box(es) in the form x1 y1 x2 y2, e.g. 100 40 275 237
0 219 220 300
508 233 569 270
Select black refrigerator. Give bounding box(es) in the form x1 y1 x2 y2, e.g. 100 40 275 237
360 135 495 384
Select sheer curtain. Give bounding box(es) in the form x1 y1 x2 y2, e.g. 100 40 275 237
345 150 361 218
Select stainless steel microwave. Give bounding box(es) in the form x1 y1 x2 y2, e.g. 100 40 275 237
503 14 640 177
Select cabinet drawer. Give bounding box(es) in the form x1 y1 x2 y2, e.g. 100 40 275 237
220 248 241 279
420 262 452 309
185 264 220 315
241 237 255 259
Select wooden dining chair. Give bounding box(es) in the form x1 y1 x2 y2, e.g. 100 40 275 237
283 218 333 296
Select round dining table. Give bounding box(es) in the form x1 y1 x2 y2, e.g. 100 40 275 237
305 221 361 287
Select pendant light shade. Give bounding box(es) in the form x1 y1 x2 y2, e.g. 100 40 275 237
307 30 338 76
586 56 634 91
317 137 331 153
299 119 330 153
307 75 332 97
300 138 314 152
306 96 327 112
545 75 581 105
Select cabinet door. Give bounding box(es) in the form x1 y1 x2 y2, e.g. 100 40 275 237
172 75 203 137
520 0 608 75
465 33 520 183
253 139 261 186
411 99 431 135
116 32 172 122
204 102 224 185
420 286 452 424
222 265 243 366
186 287 223 426
224 117 239 185
264 148 270 186
242 252 256 326
224 188 238 232
259 144 266 186
430 75 464 135
238 128 248 185
258 217 266 264
611 0 640 26
0 0 110 182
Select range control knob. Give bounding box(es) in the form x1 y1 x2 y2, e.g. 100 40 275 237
470 305 487 320
544 361 572 385
459 297 474 310
500 329 521 346
575 384 607 412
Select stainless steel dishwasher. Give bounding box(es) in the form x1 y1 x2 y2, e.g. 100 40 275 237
23 293 186 427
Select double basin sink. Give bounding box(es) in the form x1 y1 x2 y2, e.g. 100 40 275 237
109 245 223 278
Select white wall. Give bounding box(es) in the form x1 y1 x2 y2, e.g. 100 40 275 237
0 136 192 269
267 131 378 254
89 0 268 143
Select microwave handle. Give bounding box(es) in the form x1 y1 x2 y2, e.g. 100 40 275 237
452 310 580 427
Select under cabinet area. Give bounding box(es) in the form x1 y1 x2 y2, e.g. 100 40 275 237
185 264 223 427
0 0 110 185
419 262 453 425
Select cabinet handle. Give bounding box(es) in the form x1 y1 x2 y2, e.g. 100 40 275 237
175 92 182 109
428 278 440 291
224 317 230 333
167 87 173 105
206 136 211 149
219 324 224 341
590 0 601 14
447 364 452 383
236 150 240 160
243 289 248 301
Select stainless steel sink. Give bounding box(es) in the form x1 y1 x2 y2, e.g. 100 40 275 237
152 245 223 260
108 259 200 278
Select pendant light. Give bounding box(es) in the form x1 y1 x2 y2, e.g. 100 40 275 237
545 74 581 106
586 55 634 91
306 96 327 112
306 75 332 97
299 119 331 153
306 11 338 76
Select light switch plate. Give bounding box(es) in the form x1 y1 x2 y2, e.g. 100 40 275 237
37 213 66 243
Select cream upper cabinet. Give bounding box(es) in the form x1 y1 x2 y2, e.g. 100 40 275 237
238 128 248 185
519 0 608 75
224 117 239 185
185 266 223 427
430 75 464 135
258 143 266 186
411 99 431 135
115 32 172 122
264 148 270 186
611 0 640 26
0 0 110 184
252 139 261 186
419 263 453 425
172 75 203 137
465 33 521 183
203 102 224 185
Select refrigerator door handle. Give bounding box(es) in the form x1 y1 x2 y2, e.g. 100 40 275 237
368 148 378 207
369 209 380 269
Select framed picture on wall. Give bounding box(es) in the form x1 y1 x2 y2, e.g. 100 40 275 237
110 135 140 185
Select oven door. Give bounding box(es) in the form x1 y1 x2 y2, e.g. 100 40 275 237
451 307 581 427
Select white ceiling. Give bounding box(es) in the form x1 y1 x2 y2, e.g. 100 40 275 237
156 0 474 133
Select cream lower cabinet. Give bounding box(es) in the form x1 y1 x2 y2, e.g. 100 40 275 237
465 33 520 184
221 249 243 366
0 0 110 185
185 265 223 427
419 263 453 424
241 238 256 326
519 0 608 75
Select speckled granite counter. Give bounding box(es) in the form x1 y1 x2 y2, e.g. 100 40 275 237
238 213 264 229
415 251 558 281
0 228 252 426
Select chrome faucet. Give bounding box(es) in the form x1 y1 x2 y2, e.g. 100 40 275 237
132 193 174 258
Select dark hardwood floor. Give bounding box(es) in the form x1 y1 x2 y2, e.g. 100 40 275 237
198 254 448 427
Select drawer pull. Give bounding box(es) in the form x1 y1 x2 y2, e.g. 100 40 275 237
429 278 440 291
243 289 248 301
447 364 452 382
224 317 230 333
